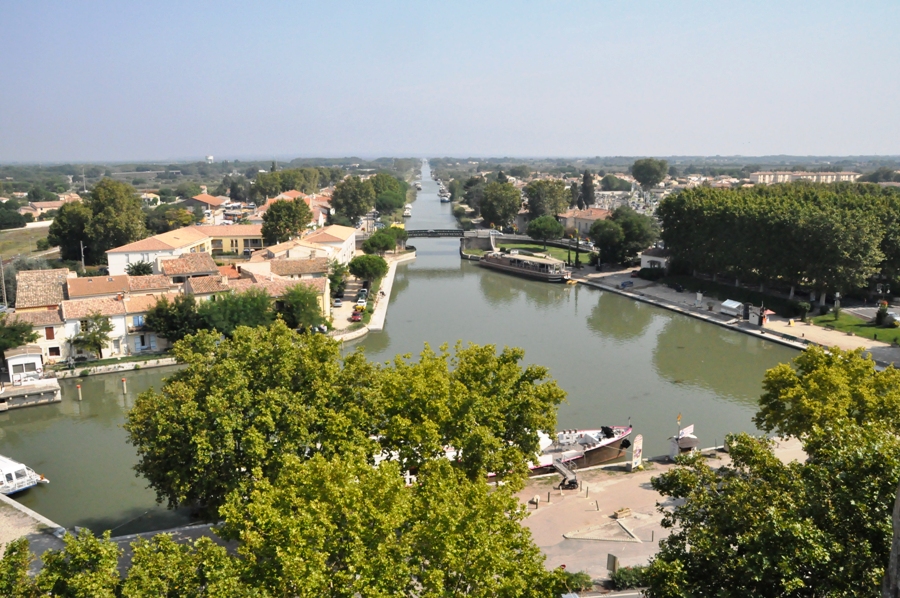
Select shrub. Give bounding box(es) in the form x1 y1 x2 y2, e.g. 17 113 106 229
36 238 50 251
833 306 842 320
134 364 141 370
610 565 649 590
892 320 900 329
458 217 474 231
558 570 593 592
80 370 90 377
877 304 889 326
452 205 466 218
819 305 831 316
637 267 666 281
588 252 599 266
797 301 811 321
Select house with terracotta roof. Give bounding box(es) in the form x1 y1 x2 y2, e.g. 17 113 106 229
8 309 66 363
158 253 219 284
14 269 75 312
67 275 130 300
239 257 330 282
558 208 611 237
183 193 227 210
61 296 128 359
249 238 335 262
106 224 264 275
303 225 356 265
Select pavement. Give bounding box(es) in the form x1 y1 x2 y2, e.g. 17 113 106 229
517 438 805 581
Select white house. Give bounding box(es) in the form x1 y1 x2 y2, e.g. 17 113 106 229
303 225 356 265
61 297 128 359
640 247 670 270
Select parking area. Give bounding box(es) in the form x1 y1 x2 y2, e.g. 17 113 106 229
330 279 371 330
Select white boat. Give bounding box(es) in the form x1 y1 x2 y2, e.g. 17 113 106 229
403 208 412 217
0 455 48 495
528 426 633 475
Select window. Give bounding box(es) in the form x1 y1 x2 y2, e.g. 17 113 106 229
45 327 54 340
113 339 121 352
139 334 146 348
49 347 60 357
12 363 37 374
132 315 144 327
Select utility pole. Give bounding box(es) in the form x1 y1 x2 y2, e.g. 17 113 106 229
0 256 6 308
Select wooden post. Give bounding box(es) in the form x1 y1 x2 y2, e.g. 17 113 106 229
77 384 82 401
547 491 551 504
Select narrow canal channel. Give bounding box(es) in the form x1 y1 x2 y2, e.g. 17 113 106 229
0 160 798 535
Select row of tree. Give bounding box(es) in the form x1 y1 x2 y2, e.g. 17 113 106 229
657 183 900 302
590 206 660 263
330 172 409 224
0 324 587 595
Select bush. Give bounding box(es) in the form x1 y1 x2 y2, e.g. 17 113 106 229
797 301 811 321
588 252 599 266
36 238 50 251
819 305 831 316
610 565 649 590
877 304 889 326
557 570 593 592
452 205 466 218
459 217 474 231
637 267 666 281
833 306 842 320
80 369 90 377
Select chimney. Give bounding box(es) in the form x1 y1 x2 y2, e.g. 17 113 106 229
117 292 124 301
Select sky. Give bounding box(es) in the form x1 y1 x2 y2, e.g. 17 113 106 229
1 1 898 162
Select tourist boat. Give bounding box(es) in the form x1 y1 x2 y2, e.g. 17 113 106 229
478 251 570 282
403 208 412 217
0 455 49 495
528 426 633 475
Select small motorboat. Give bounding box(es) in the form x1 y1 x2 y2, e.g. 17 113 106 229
0 455 49 495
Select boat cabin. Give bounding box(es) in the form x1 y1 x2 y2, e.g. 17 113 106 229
0 454 46 495
4 345 44 385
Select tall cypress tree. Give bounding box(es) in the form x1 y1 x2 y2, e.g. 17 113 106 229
580 170 595 209
569 183 580 208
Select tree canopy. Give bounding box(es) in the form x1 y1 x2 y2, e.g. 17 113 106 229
125 261 153 276
524 179 568 219
47 202 92 263
526 215 564 249
71 312 114 357
261 198 312 244
196 287 274 338
361 231 395 255
631 158 669 190
277 282 324 329
657 183 894 302
479 181 521 228
144 295 204 344
581 170 595 207
331 176 375 223
348 254 388 282
0 313 38 352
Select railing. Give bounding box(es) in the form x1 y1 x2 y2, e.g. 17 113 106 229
406 229 464 238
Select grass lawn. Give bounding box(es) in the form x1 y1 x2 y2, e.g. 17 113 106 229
0 226 50 258
497 242 591 263
810 311 900 343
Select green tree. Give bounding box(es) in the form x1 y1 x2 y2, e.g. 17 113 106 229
348 254 388 283
125 261 153 276
174 182 201 199
328 260 348 297
121 535 246 598
145 205 195 235
277 282 324 329
37 529 120 598
261 198 312 244
0 538 38 598
47 201 92 262
386 225 408 251
631 158 669 191
601 174 632 192
589 219 625 263
144 295 203 343
526 215 564 249
611 205 660 260
361 231 395 255
197 287 274 338
480 181 521 227
369 172 403 196
331 176 375 223
0 313 38 353
524 179 568 219
86 178 147 261
581 170 595 207
71 312 114 358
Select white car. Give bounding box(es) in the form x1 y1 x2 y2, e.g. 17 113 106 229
356 297 368 306
333 298 343 308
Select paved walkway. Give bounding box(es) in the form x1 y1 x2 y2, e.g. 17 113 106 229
518 438 805 580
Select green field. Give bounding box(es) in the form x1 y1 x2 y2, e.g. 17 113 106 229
497 242 591 263
0 226 51 258
810 311 900 343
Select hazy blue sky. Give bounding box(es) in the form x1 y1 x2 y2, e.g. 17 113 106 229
1 1 898 162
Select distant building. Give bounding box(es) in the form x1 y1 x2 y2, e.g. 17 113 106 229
558 208 611 237
750 171 861 185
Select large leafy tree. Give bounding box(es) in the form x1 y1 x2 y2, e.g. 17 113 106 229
0 313 39 352
526 214 564 249
37 529 121 598
261 198 312 244
197 287 274 338
330 176 375 223
631 158 669 191
361 230 395 255
71 312 114 358
348 254 388 283
589 219 626 263
479 181 521 227
648 347 900 597
86 178 147 259
277 282 324 329
524 179 568 219
125 322 565 518
144 295 203 343
611 205 659 260
125 261 153 276
47 201 92 262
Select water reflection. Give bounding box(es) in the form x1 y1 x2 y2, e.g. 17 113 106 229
477 266 574 309
586 291 655 342
652 316 780 405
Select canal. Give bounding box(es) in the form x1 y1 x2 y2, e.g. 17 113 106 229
0 160 798 534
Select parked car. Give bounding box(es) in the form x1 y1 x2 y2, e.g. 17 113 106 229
351 312 362 322
620 281 634 289
630 270 640 278
354 305 365 312
333 298 343 308
356 297 368 306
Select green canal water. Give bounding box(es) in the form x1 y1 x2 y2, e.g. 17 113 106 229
0 161 798 534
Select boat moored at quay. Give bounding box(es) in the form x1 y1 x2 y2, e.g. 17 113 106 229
478 251 570 282
529 425 633 475
0 455 49 495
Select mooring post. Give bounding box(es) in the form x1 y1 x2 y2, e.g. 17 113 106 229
122 377 127 394
547 491 551 504
77 384 82 401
